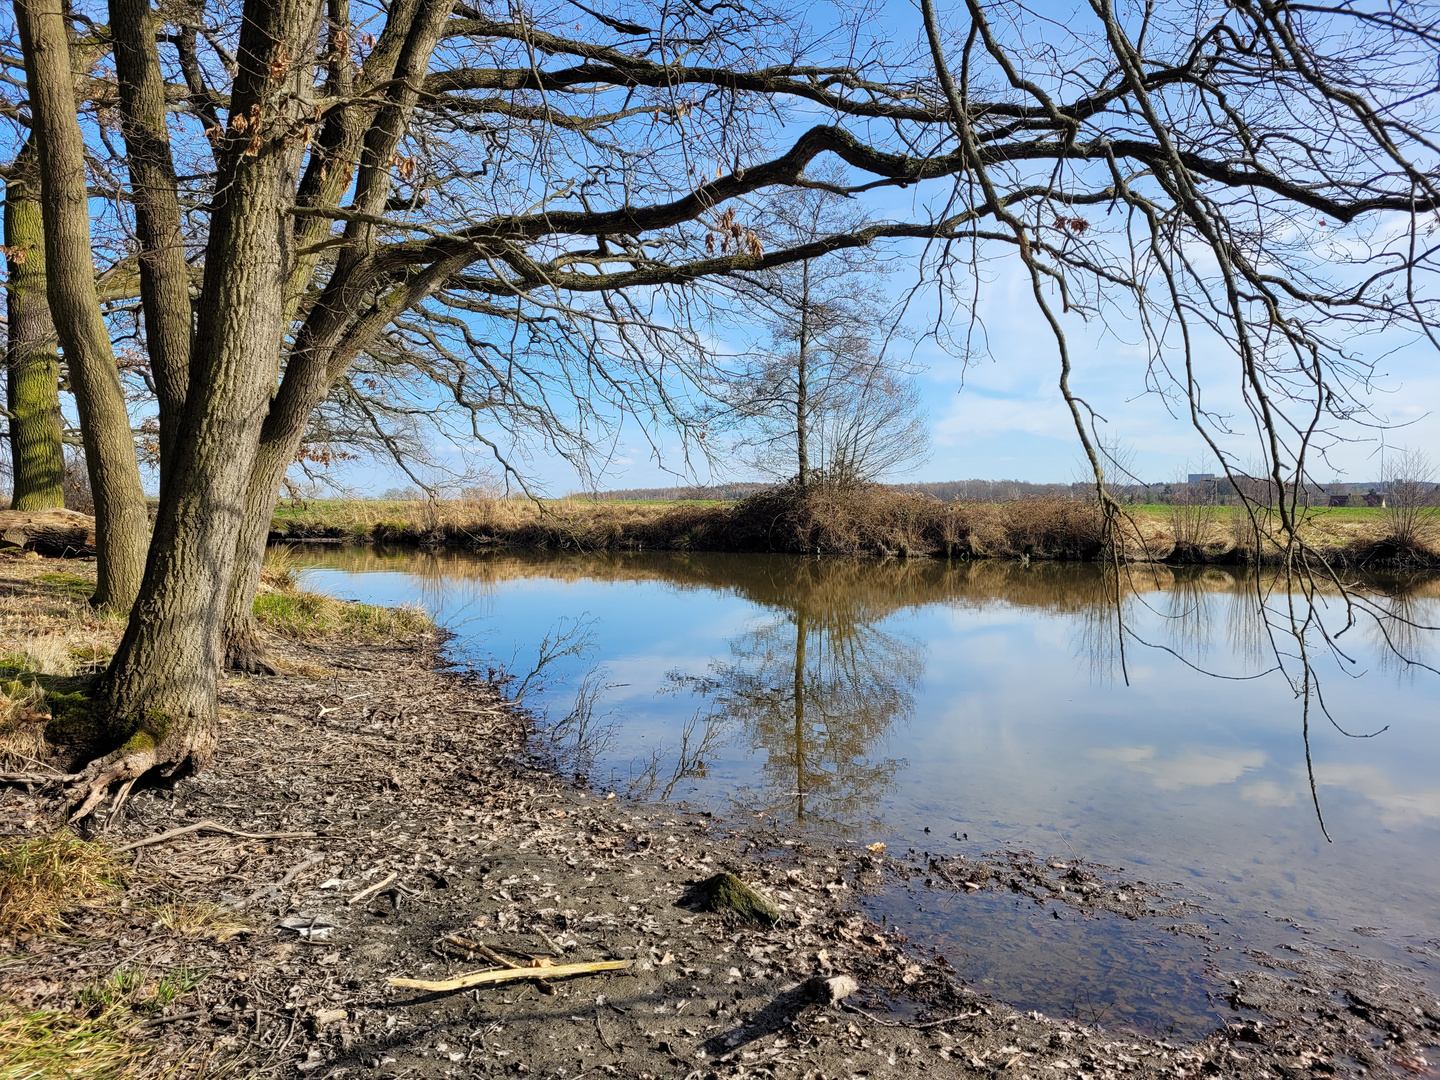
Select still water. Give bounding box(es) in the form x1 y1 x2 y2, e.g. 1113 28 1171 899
288 548 1440 1036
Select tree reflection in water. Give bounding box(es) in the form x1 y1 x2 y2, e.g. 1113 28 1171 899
283 546 1440 832
669 560 924 836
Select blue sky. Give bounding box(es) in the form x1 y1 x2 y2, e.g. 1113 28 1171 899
308 0 1440 496
343 249 1440 495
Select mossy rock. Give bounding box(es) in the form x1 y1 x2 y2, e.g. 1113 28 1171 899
685 871 782 925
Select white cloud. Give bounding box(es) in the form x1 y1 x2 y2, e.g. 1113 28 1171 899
1312 762 1440 828
1088 744 1267 791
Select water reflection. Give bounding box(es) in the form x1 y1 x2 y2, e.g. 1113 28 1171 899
288 546 1440 1019
669 562 924 835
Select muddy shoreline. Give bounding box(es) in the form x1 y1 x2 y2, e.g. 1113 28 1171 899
3 626 1439 1078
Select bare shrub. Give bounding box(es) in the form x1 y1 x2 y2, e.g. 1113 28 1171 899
61 448 93 515
1382 449 1439 552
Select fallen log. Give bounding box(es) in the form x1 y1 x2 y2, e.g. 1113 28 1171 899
0 509 96 557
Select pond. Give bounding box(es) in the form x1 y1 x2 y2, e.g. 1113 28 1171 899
286 547 1440 1038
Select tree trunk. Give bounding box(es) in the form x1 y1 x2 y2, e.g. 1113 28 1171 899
5 142 65 511
14 0 149 609
223 0 455 674
68 0 325 820
109 0 192 477
223 437 292 675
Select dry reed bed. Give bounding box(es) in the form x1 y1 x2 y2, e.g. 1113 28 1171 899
271 489 1440 567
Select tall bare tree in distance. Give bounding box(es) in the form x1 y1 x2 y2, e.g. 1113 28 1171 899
713 165 928 487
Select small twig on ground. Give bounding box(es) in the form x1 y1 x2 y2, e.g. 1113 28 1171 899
534 926 565 956
349 870 398 905
840 1001 980 1029
233 852 325 911
114 819 320 853
131 1010 204 1030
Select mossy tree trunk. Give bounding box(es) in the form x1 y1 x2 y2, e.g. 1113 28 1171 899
13 0 149 610
4 141 65 512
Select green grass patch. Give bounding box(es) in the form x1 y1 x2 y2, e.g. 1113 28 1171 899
0 965 211 1079
0 998 153 1080
33 573 94 599
253 590 430 641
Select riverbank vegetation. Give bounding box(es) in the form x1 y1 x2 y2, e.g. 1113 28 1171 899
270 486 1440 568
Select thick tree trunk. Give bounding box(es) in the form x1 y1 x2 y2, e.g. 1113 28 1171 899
5 143 65 511
68 0 325 819
14 0 149 609
0 507 94 555
223 0 456 674
109 0 191 476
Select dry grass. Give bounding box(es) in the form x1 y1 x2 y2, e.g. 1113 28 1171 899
144 902 246 942
0 831 122 934
271 489 1440 566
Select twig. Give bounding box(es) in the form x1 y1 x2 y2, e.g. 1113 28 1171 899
0 771 78 785
388 959 631 992
840 1001 980 1029
233 852 325 911
130 1009 203 1030
349 870 398 905
442 934 523 969
534 926 565 956
114 819 320 853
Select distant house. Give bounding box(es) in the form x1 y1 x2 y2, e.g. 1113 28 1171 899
1327 494 1351 507
1363 490 1387 508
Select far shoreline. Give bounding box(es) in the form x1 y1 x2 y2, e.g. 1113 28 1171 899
267 488 1440 570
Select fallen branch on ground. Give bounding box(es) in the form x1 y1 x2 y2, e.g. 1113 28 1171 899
113 819 321 853
388 959 631 992
0 771 80 785
349 870 398 905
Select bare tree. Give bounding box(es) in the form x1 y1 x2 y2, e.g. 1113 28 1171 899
0 0 1435 817
1381 448 1438 552
712 170 927 487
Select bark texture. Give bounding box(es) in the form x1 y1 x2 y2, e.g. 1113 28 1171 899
80 0 327 817
5 144 65 511
108 0 191 475
222 0 456 671
13 0 148 609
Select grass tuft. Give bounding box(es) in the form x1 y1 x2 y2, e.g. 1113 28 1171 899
253 589 430 641
0 997 153 1080
146 902 247 942
0 831 122 934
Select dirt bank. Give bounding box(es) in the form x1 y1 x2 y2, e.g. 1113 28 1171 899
0 560 1437 1078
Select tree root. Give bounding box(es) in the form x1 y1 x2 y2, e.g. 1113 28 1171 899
65 730 212 826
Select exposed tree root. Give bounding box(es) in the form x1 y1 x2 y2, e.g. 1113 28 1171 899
65 728 214 826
